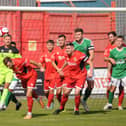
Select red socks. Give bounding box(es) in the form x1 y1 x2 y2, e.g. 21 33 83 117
47 94 54 107
118 90 124 106
75 95 80 111
27 96 33 113
60 94 68 110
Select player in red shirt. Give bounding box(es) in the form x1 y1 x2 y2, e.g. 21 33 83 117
53 43 93 115
3 57 44 119
40 40 56 109
104 31 124 110
51 35 67 103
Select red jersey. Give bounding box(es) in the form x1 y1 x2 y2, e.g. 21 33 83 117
66 51 88 78
104 43 126 57
40 51 56 80
104 43 116 58
12 58 35 80
52 46 66 68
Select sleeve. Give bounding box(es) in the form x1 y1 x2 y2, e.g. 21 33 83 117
80 53 88 62
88 40 94 50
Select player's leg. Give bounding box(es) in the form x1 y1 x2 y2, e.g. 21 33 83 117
47 88 54 109
31 72 44 109
24 71 44 119
44 80 49 99
118 77 126 110
0 71 13 110
74 87 81 115
46 80 55 109
104 78 119 110
75 75 86 114
24 87 33 119
0 73 6 104
53 85 72 115
5 75 22 110
106 78 111 99
82 79 94 104
56 78 63 103
118 81 124 110
81 71 92 112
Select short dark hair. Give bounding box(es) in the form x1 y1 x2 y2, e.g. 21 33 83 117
3 57 12 66
11 41 16 46
46 40 54 44
66 42 74 47
3 34 12 39
107 31 117 37
117 35 124 40
58 34 66 40
74 28 84 34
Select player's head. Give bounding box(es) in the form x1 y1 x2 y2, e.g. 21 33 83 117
107 31 117 44
74 28 84 42
46 40 54 52
10 41 16 47
58 34 66 48
66 42 74 55
3 57 13 69
115 35 124 48
3 34 12 47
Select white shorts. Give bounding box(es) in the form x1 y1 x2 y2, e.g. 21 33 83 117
9 74 19 90
110 77 126 87
86 69 95 81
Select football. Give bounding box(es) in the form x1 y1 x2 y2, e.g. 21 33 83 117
0 26 9 37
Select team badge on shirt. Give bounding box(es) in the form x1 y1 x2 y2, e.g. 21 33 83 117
74 57 77 61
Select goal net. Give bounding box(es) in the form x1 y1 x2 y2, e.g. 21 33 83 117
0 6 125 110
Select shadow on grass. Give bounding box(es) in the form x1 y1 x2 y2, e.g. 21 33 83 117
66 108 110 115
81 110 109 115
22 113 48 118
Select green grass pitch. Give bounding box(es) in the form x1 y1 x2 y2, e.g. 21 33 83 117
0 97 126 126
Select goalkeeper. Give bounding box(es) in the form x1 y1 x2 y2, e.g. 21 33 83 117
0 34 21 110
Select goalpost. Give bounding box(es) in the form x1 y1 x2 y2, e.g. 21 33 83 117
0 6 125 109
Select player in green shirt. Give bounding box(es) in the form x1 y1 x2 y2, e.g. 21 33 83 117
104 35 126 110
0 34 21 110
72 28 94 112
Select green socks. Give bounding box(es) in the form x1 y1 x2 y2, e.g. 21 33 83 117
108 91 114 104
0 88 8 105
5 91 12 106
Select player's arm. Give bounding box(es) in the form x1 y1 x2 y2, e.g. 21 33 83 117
108 51 116 65
51 61 64 77
88 47 94 77
51 61 61 72
60 60 68 71
104 48 110 62
30 60 42 68
88 49 94 62
86 59 94 78
51 53 61 72
107 62 112 80
104 56 109 62
39 55 46 72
